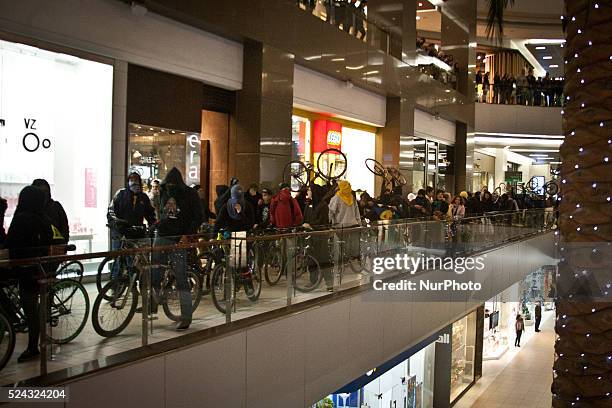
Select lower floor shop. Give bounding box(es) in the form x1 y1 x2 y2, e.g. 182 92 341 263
313 267 555 408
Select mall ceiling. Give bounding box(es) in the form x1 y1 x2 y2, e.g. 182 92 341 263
524 42 565 78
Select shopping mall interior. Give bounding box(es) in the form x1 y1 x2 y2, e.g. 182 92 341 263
0 0 609 407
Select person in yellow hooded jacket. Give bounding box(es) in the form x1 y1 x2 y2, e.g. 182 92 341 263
328 180 361 228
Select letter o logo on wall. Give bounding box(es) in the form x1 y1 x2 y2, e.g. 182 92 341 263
22 133 51 152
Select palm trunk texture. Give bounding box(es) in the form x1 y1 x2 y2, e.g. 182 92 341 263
553 0 612 407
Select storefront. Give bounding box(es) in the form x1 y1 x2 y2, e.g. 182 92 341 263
291 110 377 195
481 268 555 361
313 327 454 408
126 65 234 203
450 311 477 402
0 39 113 253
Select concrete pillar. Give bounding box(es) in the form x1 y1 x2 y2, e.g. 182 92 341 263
495 148 509 188
235 41 294 188
376 97 415 196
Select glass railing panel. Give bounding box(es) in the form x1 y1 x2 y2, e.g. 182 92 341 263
0 209 555 384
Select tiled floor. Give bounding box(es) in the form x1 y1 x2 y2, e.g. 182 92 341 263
0 264 369 385
454 311 555 408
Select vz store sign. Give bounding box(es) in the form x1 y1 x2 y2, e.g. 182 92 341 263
22 118 51 152
3 117 51 153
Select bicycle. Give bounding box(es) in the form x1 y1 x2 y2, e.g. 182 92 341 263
252 228 323 292
96 223 149 295
0 244 90 345
92 238 203 337
210 233 262 314
365 158 406 196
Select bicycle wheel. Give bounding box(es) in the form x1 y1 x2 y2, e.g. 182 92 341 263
283 160 309 193
197 251 214 296
365 158 386 177
162 271 203 322
0 313 16 371
243 265 262 302
48 279 90 344
293 254 322 292
56 261 84 283
316 148 347 181
264 249 283 286
545 181 559 196
92 278 138 337
211 263 234 314
96 255 130 297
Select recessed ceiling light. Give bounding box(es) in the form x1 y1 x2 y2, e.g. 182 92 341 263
549 64 559 68
416 16 421 20
542 56 553 60
535 46 546 50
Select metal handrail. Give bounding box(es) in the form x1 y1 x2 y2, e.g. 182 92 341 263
0 208 554 268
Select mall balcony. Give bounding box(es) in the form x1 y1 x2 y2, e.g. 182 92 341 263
0 0 583 407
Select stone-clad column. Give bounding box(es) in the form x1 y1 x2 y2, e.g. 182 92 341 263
234 41 294 188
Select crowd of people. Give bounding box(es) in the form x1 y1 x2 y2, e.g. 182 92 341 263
476 68 565 106
0 166 541 357
416 38 459 88
298 0 368 39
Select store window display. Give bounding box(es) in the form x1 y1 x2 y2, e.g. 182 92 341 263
0 40 113 254
450 311 477 402
316 341 436 408
128 123 201 191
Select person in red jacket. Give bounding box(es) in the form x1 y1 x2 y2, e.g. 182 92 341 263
270 183 303 229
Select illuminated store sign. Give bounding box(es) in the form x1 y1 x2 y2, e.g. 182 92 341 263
327 130 342 147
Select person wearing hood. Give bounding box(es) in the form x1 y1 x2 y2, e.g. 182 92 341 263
270 183 303 229
108 172 156 237
214 177 239 216
5 186 55 362
328 180 361 228
32 179 69 244
214 184 255 234
152 167 203 330
303 184 330 228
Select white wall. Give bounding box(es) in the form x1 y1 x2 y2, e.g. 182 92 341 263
293 65 386 127
414 109 456 145
0 0 243 90
475 104 563 136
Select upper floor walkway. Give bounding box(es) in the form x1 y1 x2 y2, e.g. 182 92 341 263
0 209 558 407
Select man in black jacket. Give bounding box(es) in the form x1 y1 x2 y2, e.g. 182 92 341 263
107 172 156 279
152 167 203 330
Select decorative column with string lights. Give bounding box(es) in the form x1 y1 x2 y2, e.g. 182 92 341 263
553 1 612 407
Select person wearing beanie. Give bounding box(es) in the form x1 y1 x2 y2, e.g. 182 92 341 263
270 183 303 229
214 184 255 233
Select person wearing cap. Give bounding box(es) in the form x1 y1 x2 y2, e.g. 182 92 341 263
255 188 273 229
270 183 303 229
